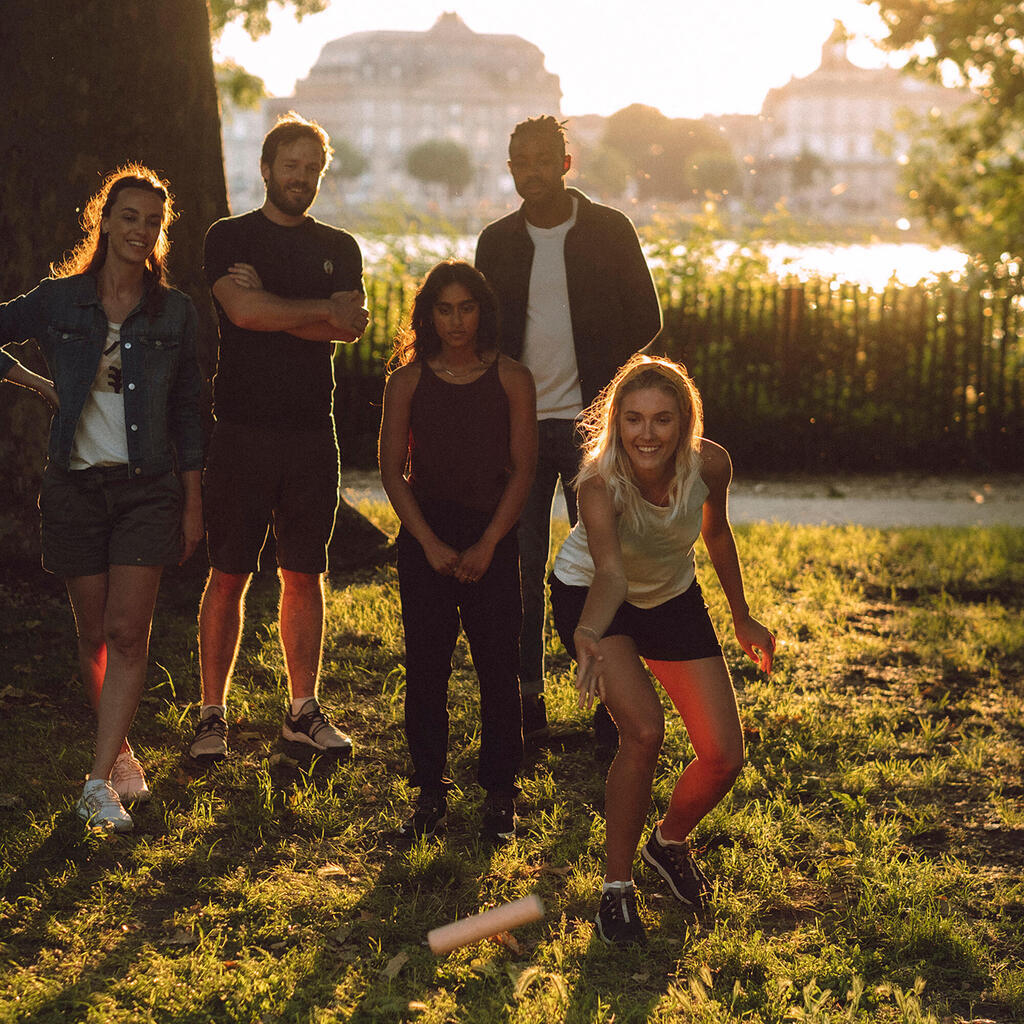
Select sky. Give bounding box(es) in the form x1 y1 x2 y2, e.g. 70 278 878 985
215 0 905 120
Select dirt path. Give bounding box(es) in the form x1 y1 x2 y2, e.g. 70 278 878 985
341 472 1024 528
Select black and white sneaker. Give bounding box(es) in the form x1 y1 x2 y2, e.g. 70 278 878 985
641 830 710 908
594 883 646 946
480 796 516 845
282 699 353 760
397 792 447 844
189 707 227 765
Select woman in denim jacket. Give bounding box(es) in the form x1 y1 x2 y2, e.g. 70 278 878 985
0 164 202 832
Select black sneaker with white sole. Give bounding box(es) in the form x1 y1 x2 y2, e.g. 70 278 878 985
594 884 646 946
480 796 516 845
282 699 353 760
641 830 710 908
396 792 447 844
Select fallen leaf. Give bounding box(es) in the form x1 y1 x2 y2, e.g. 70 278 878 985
0 794 23 810
0 686 25 701
269 752 299 768
382 952 408 980
163 928 197 947
316 863 348 877
540 864 571 877
491 930 522 954
236 731 262 741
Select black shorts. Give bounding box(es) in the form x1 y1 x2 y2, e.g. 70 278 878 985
204 420 339 575
39 464 183 577
550 573 723 663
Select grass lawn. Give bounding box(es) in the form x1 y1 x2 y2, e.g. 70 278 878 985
1 505 1022 1023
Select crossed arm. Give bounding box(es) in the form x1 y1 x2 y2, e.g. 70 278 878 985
213 262 369 342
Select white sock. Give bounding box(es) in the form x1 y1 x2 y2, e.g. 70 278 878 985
602 879 634 894
291 696 316 716
201 704 227 720
655 825 687 848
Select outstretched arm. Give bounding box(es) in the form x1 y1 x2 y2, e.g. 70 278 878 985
378 365 459 576
699 440 775 673
453 359 537 583
571 476 629 709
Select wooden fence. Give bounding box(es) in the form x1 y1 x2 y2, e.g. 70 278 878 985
333 271 1024 473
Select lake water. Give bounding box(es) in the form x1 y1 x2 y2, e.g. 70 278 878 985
357 234 969 291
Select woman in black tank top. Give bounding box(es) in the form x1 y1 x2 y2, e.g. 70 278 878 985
379 261 537 846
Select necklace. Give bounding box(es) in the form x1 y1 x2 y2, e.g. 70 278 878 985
436 357 484 378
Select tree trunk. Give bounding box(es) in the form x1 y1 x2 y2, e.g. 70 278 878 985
0 1 389 570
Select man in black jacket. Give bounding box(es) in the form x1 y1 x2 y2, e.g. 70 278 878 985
476 116 662 739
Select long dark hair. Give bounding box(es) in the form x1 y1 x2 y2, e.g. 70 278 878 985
51 164 175 293
389 260 500 370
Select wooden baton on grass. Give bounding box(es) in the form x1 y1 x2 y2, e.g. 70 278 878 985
427 894 545 955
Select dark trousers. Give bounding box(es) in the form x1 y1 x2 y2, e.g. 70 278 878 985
517 418 582 694
397 507 523 798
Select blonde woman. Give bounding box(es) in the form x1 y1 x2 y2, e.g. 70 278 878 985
549 353 774 945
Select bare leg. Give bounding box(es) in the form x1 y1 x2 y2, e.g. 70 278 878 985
198 569 251 705
65 573 129 757
67 565 163 780
279 569 324 702
646 656 744 843
597 636 665 883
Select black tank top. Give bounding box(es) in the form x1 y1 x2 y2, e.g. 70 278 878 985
408 358 510 515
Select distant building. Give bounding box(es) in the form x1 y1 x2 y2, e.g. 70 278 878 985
263 11 561 210
751 22 966 221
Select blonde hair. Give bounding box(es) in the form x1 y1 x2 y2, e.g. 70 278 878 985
576 353 704 531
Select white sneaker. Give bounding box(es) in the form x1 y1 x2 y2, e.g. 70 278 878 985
110 749 151 804
76 778 133 833
282 698 353 759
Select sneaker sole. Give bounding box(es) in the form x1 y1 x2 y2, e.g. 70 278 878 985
281 734 353 763
189 749 227 766
640 845 703 908
117 789 151 806
594 918 645 946
396 819 446 845
77 807 133 834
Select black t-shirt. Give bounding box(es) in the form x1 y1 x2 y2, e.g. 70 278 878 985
204 209 363 429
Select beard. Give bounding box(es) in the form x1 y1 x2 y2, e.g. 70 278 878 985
265 174 317 217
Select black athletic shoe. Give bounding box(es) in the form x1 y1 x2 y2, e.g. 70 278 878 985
641 831 710 908
480 796 516 845
282 699 353 760
594 884 646 946
397 792 447 844
521 693 549 740
593 701 619 750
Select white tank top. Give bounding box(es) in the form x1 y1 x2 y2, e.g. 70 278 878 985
553 474 709 608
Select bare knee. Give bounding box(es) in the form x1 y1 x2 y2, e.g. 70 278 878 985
104 619 151 662
703 744 744 787
280 569 323 598
205 569 250 604
77 627 105 658
617 711 664 761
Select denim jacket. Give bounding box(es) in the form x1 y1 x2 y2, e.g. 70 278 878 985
0 274 202 476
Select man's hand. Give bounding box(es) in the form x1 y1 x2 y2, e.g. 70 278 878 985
327 290 370 338
227 262 262 290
